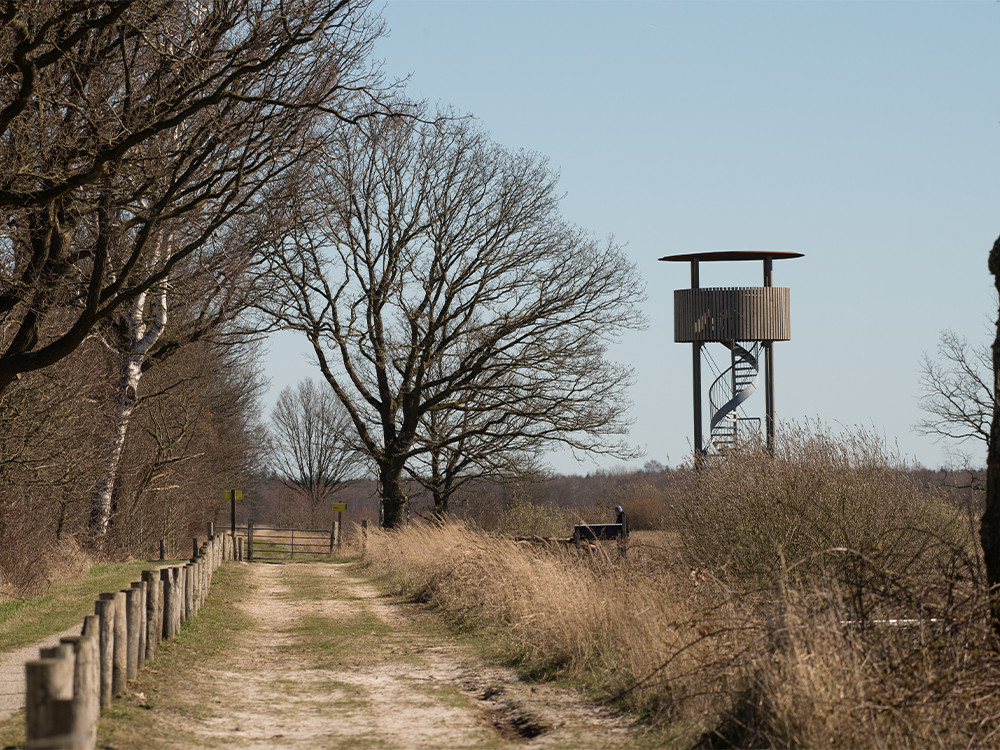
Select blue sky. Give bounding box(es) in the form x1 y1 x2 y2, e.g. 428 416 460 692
265 0 1000 472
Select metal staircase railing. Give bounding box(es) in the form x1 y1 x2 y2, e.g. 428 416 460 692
708 341 761 452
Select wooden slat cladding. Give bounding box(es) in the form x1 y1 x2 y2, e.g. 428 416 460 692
674 287 791 342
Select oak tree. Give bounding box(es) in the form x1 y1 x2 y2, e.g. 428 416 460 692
263 116 645 527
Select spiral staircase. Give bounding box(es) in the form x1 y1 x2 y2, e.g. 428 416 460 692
707 341 761 453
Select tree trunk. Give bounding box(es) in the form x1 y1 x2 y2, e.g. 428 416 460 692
378 463 408 529
432 491 448 518
89 280 167 536
981 234 1000 628
90 355 142 535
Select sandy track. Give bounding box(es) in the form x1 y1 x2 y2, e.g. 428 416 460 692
130 562 641 749
0 625 82 722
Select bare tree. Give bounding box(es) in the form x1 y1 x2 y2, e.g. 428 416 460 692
916 329 993 450
0 0 389 396
88 198 283 535
270 378 362 526
262 116 645 527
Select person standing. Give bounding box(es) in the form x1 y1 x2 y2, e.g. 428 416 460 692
614 505 630 537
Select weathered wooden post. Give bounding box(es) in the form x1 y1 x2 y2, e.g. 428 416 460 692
124 586 142 680
25 656 80 749
142 569 162 661
196 556 205 611
161 568 175 640
361 519 368 555
184 562 194 622
172 566 184 632
93 597 114 708
61 632 99 748
131 580 147 670
98 591 126 697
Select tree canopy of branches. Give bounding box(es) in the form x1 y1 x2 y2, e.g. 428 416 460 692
0 0 388 394
263 116 646 527
916 329 992 451
270 378 362 525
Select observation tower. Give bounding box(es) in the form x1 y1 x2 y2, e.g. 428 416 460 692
660 251 803 457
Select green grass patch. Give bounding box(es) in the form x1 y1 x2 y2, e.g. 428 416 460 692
284 612 392 668
0 560 169 653
276 564 351 601
0 710 24 748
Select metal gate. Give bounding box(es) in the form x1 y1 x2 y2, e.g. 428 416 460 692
219 523 339 562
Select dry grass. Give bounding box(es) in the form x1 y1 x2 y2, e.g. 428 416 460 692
363 425 1000 748
0 534 91 599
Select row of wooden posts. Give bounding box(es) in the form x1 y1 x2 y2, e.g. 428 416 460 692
24 530 237 749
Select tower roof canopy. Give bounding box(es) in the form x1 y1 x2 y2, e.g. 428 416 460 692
659 250 804 262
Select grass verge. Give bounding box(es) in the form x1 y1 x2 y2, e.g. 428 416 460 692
0 560 172 653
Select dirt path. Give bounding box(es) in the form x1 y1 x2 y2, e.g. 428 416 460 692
0 624 81 722
105 562 645 749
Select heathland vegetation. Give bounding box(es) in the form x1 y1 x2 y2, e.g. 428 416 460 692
364 424 999 748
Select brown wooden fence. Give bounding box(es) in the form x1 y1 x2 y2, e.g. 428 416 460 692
24 531 235 749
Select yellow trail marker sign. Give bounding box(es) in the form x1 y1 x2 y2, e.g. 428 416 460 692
227 490 243 501
331 502 348 512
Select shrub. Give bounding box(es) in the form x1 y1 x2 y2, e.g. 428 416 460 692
668 423 974 591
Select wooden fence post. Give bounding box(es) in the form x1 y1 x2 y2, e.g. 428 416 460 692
196 557 204 611
172 567 184 633
124 586 142 680
184 562 194 622
161 568 175 640
131 580 147 670
98 591 126 697
361 519 368 555
93 597 114 708
142 569 161 662
61 632 99 748
25 658 79 748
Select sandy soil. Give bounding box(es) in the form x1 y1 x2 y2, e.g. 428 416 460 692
0 625 81 722
140 562 644 749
